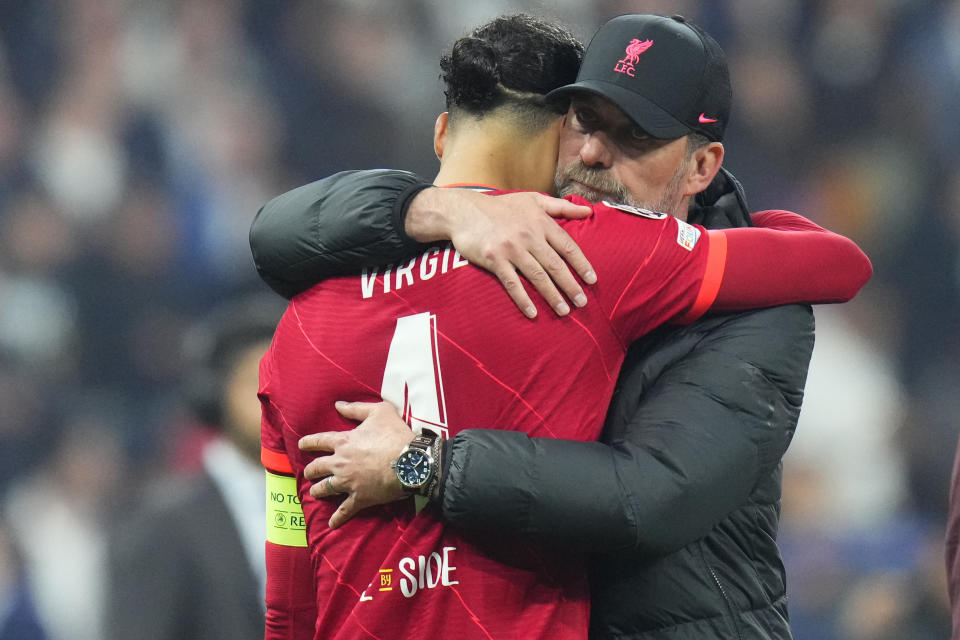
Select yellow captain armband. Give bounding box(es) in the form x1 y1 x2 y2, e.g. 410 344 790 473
265 470 307 547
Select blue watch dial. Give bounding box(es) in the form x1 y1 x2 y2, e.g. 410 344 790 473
395 449 431 487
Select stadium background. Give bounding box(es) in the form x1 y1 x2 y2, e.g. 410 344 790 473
0 0 955 638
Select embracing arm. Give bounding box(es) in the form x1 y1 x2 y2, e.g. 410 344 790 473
250 170 432 298
710 210 872 311
251 169 593 311
441 305 814 555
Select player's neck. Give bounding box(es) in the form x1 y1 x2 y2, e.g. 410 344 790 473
434 125 559 194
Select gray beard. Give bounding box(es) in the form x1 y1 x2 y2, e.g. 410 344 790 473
554 160 687 217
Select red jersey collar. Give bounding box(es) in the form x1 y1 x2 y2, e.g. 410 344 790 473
438 182 498 192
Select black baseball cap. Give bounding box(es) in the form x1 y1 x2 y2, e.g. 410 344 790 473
546 14 731 142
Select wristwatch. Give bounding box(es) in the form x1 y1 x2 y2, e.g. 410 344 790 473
391 431 440 496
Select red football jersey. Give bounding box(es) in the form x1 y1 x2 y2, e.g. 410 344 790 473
259 194 726 640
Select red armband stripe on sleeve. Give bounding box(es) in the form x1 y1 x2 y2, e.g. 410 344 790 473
676 230 727 324
262 446 294 474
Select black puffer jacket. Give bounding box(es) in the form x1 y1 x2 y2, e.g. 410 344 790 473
249 170 813 639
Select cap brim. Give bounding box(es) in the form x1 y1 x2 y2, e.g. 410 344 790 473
546 80 692 140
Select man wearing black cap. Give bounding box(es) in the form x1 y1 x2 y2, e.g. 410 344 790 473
548 14 731 217
551 14 730 141
252 14 813 639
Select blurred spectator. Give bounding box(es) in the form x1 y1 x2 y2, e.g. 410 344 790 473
0 355 61 494
3 405 126 640
784 306 907 532
0 520 47 640
105 295 283 640
836 532 950 640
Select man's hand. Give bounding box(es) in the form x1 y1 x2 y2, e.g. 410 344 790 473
298 401 415 528
405 188 596 318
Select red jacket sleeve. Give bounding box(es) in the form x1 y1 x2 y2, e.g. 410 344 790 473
710 210 872 310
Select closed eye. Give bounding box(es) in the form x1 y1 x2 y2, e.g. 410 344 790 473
573 107 599 132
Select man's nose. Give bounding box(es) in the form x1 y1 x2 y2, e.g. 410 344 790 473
578 132 614 169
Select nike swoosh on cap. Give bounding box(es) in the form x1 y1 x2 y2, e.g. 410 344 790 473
698 113 718 124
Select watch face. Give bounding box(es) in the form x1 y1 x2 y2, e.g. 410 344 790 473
395 449 431 488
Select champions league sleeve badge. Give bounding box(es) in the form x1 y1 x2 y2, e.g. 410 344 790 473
675 219 702 251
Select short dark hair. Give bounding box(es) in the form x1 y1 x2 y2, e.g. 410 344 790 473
440 15 583 131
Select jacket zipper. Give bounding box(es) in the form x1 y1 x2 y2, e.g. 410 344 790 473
709 565 744 640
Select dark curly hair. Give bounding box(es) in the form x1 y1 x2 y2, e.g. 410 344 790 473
440 15 583 131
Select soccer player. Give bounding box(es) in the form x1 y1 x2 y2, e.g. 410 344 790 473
257 15 871 640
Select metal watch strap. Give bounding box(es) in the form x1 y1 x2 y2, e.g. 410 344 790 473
420 435 443 501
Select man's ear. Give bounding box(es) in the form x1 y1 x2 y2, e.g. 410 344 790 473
434 112 449 160
685 141 724 196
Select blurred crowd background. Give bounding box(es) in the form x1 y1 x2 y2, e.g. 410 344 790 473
0 0 956 638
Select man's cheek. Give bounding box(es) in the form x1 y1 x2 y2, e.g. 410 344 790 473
556 128 585 165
